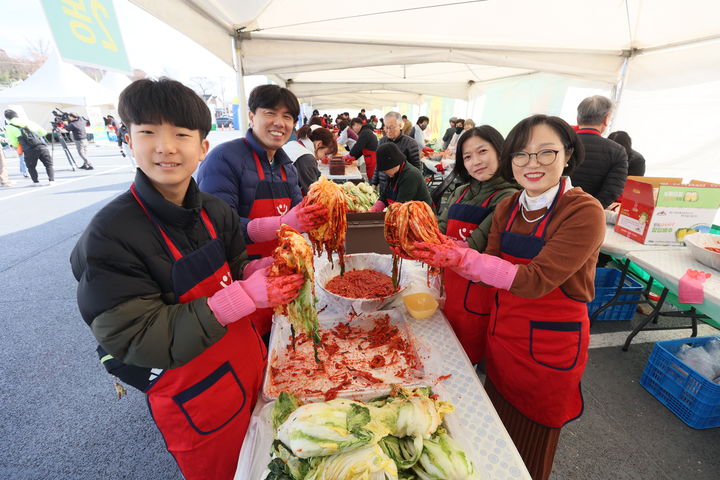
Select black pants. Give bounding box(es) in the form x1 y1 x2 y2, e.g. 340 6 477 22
24 146 55 182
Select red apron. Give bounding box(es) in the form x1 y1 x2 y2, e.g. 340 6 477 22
130 185 267 480
362 148 377 180
443 188 499 363
486 179 589 428
244 142 292 336
385 161 406 205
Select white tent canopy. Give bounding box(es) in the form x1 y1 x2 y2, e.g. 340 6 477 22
0 53 117 106
0 53 118 126
129 0 720 92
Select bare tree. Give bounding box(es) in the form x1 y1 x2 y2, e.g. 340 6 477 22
190 76 216 98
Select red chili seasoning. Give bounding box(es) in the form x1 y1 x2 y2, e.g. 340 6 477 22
325 269 397 298
369 355 386 368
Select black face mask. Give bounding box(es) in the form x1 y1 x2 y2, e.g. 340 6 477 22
455 126 464 134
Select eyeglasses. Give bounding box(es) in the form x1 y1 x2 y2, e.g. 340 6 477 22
510 149 561 167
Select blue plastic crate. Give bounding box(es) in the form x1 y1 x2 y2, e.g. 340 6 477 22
640 336 720 429
587 268 643 321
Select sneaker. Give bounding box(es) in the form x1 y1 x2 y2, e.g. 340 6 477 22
86 165 94 170
1 182 14 187
23 173 29 178
78 164 89 170
48 180 55 185
31 182 42 187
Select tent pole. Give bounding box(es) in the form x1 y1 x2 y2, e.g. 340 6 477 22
233 34 249 132
608 54 631 132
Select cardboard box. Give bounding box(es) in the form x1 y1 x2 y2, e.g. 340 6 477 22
345 212 390 254
614 178 720 245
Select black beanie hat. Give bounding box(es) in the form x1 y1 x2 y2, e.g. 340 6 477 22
376 142 406 171
4 109 18 120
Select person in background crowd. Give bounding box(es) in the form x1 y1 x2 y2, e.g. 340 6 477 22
357 108 367 121
464 118 476 130
347 117 378 180
308 115 323 127
447 118 465 154
434 126 518 365
70 78 305 480
370 142 432 211
410 115 429 149
197 84 329 338
369 115 378 129
401 114 413 136
337 119 358 150
442 116 458 150
569 95 628 208
66 113 94 170
0 142 14 187
414 114 603 480
371 111 421 193
4 109 55 186
117 122 135 169
608 130 645 176
282 125 337 194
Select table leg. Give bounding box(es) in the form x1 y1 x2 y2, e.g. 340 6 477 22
622 288 669 351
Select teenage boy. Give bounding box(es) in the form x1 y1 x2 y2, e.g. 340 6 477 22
70 78 304 480
198 84 329 337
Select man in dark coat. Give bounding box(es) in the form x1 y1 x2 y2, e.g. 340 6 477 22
570 96 628 208
370 111 421 193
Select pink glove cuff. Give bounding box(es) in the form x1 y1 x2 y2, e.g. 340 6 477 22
280 205 302 232
243 256 274 280
370 200 386 212
207 282 257 326
247 215 283 243
454 250 518 290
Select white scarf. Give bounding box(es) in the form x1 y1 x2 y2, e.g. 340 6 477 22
519 176 573 211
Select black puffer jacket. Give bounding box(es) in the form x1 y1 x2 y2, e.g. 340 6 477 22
627 149 646 177
370 134 421 192
70 170 249 371
570 130 628 208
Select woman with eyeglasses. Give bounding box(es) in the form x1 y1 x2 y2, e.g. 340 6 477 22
413 115 604 480
435 126 518 365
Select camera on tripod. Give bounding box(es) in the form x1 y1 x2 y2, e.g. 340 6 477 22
51 108 72 130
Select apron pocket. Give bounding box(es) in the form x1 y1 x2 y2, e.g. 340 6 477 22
529 321 582 371
464 282 491 316
172 361 246 435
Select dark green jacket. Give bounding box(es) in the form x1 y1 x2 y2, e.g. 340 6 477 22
438 176 518 252
380 161 432 207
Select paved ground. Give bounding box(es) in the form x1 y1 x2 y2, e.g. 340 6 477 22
1 133 718 479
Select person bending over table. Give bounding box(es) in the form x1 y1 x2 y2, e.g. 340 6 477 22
414 114 604 480
282 124 336 195
435 126 518 365
370 142 432 211
197 85 328 337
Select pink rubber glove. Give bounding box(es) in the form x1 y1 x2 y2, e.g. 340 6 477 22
370 200 386 212
389 245 414 260
282 201 328 232
413 241 518 290
208 268 304 326
679 269 711 304
344 154 355 162
242 256 273 280
247 201 329 242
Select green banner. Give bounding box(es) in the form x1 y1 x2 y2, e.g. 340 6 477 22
41 0 131 73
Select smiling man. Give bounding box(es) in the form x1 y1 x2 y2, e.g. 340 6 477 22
197 84 328 337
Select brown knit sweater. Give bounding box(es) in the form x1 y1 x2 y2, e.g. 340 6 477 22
485 187 605 301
